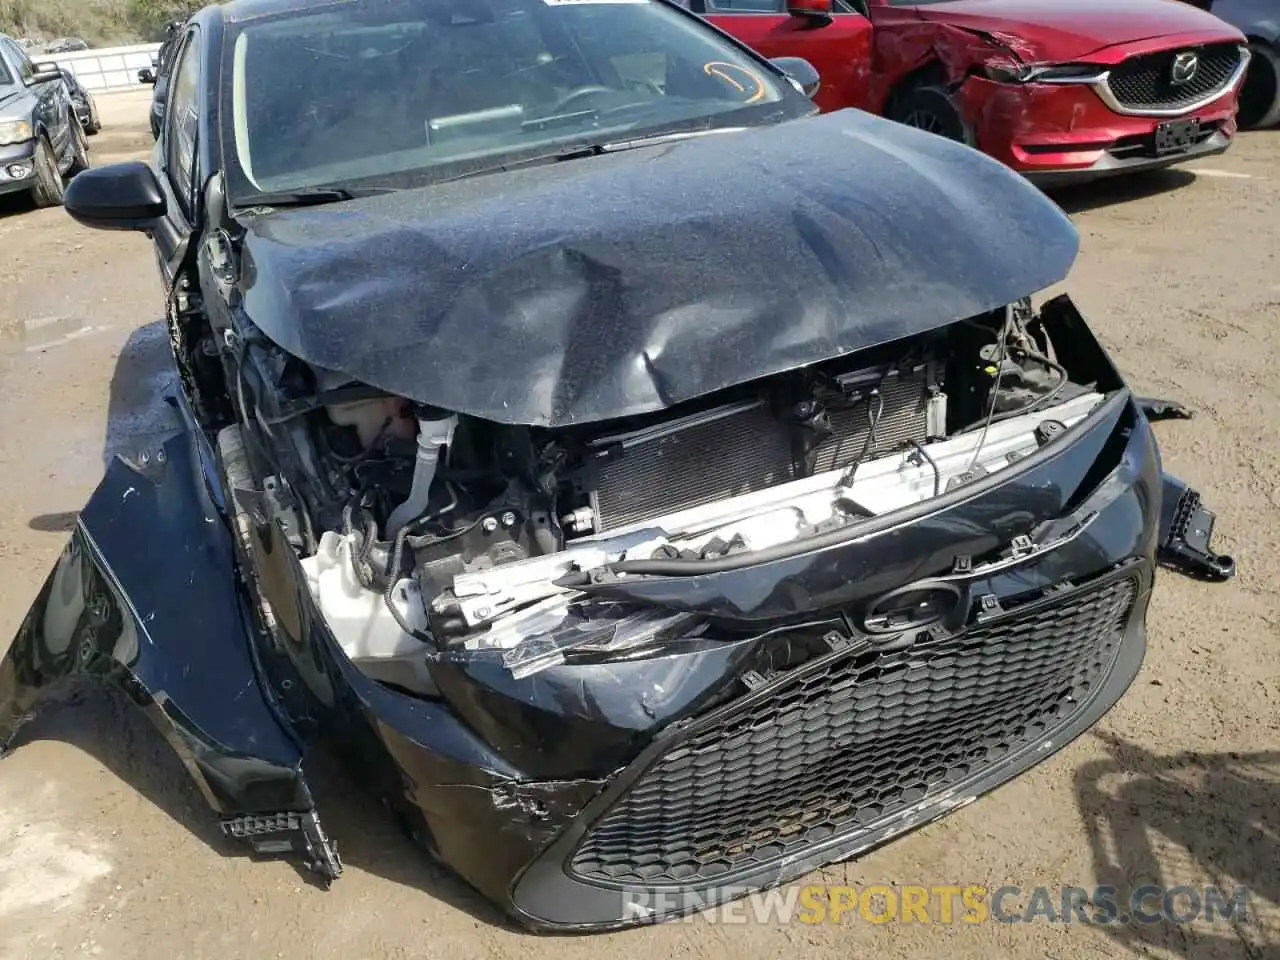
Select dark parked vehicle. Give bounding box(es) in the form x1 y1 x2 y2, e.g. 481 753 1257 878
0 34 89 206
138 19 186 140
1 0 1234 933
38 38 90 55
52 66 100 136
137 57 166 139
1182 0 1280 128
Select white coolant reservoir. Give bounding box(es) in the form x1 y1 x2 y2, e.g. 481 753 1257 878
300 531 437 695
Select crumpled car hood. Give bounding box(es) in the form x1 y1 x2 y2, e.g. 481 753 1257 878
912 0 1242 61
237 108 1078 428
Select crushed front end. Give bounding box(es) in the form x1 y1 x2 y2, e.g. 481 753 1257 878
426 379 1164 930
211 293 1224 930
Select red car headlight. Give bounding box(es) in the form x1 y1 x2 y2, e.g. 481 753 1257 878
981 62 1107 85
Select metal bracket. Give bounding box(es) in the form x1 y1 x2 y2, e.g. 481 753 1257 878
1137 397 1194 423
220 810 343 882
263 476 305 550
1157 474 1235 581
945 463 989 493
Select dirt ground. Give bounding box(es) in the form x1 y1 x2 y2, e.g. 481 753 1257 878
0 89 1277 960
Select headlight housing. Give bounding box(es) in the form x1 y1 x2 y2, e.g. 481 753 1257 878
0 119 35 146
981 62 1107 85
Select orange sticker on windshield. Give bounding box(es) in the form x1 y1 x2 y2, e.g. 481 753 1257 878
703 62 767 103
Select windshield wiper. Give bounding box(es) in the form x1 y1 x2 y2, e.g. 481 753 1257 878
435 144 603 185
599 126 748 152
240 186 392 210
435 128 748 186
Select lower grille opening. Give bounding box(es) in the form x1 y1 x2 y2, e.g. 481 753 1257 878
569 571 1140 886
1019 141 1116 156
1109 120 1223 160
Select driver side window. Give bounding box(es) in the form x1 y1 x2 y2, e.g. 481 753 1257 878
164 32 201 219
3 39 35 82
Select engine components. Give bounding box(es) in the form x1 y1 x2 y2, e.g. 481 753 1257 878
386 408 458 537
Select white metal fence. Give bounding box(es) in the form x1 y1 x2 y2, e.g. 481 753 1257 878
45 43 163 94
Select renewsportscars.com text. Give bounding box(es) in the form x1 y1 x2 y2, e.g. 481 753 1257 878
621 884 1251 925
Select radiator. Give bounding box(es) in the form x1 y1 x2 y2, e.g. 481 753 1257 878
586 361 945 532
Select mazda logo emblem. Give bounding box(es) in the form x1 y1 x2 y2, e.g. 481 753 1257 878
1170 51 1199 86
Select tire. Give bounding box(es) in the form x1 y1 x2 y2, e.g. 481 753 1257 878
887 85 976 147
29 137 65 209
1238 42 1280 130
66 119 91 178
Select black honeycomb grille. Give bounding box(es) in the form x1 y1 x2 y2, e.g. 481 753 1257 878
1106 43 1242 110
569 574 1138 886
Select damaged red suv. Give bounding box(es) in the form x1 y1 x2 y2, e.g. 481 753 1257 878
696 0 1251 184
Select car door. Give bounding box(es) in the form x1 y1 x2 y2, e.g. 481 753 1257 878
3 39 69 155
152 26 203 291
688 0 874 113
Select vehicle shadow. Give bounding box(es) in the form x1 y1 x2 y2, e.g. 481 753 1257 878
1046 169 1197 215
10 320 520 931
1074 732 1280 959
0 191 37 220
26 511 80 533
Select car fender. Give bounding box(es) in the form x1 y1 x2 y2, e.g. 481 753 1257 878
0 391 341 881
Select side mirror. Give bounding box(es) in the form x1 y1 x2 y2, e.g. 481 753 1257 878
29 68 63 85
771 57 821 99
138 67 157 85
65 161 167 231
34 62 60 75
787 0 834 24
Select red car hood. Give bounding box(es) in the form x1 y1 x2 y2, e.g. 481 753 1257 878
911 0 1242 61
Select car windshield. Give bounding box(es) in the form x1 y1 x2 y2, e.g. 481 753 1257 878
221 0 809 200
0 58 13 86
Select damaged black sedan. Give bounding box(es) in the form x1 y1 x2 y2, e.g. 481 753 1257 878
0 0 1235 934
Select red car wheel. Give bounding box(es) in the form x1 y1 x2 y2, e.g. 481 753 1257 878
888 85 976 147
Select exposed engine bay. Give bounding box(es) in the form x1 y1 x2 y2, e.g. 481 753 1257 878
216 296 1108 695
